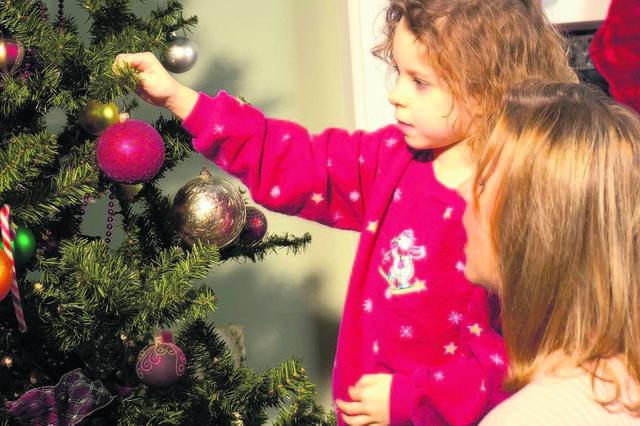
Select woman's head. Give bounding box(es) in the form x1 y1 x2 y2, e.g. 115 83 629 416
464 80 640 398
373 0 578 153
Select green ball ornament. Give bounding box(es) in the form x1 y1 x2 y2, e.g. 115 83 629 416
78 100 120 136
10 224 36 266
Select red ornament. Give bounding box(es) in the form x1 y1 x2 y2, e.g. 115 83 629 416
0 250 12 301
135 342 187 388
96 119 165 184
239 206 268 243
0 35 25 75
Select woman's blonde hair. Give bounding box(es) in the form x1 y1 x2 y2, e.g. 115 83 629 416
476 80 640 412
372 0 578 153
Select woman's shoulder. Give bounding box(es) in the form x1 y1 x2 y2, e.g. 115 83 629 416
480 369 640 425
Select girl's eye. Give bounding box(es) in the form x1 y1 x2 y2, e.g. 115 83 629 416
414 79 428 89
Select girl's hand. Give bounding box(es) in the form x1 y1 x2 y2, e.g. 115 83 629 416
335 374 392 426
113 52 199 120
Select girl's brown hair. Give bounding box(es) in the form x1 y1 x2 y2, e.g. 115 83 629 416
372 0 578 153
477 80 640 412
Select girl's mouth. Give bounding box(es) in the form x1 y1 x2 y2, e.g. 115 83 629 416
395 121 413 134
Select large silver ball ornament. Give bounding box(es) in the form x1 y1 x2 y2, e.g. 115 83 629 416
172 169 246 247
162 37 198 73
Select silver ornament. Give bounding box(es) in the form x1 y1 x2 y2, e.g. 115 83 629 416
172 169 246 247
162 37 198 73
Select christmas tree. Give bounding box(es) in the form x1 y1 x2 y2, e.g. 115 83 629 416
0 0 335 424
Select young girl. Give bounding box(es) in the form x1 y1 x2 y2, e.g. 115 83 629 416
458 80 640 425
114 1 577 424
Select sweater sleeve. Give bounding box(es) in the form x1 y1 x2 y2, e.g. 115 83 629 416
409 329 510 426
182 90 397 231
390 290 510 425
590 0 640 115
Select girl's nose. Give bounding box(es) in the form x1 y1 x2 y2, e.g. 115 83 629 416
388 79 405 107
456 177 473 202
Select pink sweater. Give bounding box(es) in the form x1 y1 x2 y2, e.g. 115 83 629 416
182 91 510 425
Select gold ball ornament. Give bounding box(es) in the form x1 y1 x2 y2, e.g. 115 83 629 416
78 100 120 136
172 169 246 247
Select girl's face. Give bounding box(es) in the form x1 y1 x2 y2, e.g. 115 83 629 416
388 18 476 151
457 163 502 294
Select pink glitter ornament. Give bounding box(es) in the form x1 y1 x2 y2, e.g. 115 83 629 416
96 119 165 184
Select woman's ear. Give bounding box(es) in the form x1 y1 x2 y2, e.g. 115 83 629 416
470 96 483 119
464 98 484 136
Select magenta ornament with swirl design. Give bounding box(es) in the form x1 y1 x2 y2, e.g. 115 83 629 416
135 342 187 388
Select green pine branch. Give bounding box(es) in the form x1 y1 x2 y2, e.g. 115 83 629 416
3 162 101 224
219 233 312 263
0 131 58 191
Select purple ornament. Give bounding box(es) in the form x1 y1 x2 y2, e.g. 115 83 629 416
135 342 187 388
96 119 165 184
239 206 268 243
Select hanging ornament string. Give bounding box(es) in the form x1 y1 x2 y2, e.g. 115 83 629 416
106 193 115 244
0 205 27 333
58 0 65 31
21 1 49 80
78 193 90 232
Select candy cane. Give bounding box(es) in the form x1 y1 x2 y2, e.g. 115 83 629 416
1 205 27 332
